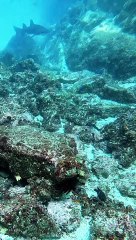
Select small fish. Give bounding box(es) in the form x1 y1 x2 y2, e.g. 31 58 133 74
15 175 22 182
14 20 50 36
94 187 107 202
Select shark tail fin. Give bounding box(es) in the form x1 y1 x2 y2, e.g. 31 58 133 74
14 26 22 34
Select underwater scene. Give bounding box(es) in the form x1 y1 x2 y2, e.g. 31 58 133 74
0 0 136 239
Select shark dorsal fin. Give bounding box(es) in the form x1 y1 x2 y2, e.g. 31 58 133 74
23 23 27 29
30 19 34 27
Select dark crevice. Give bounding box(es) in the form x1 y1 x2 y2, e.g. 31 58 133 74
16 178 29 187
0 165 28 187
0 165 14 179
54 176 79 194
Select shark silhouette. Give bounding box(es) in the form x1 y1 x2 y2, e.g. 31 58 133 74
14 20 50 36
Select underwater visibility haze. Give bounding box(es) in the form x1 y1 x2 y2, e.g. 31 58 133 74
0 0 136 239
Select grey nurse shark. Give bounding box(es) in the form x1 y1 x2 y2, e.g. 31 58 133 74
2 20 50 62
14 19 50 36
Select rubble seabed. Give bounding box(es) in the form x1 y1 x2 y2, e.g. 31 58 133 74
0 0 136 239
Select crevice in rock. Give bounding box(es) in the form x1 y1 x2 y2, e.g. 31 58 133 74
0 164 28 187
54 176 79 194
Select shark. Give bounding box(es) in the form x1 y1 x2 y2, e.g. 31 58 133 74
2 20 50 64
14 20 50 36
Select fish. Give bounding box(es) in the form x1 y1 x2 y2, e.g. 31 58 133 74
3 20 50 63
94 187 107 202
14 20 50 36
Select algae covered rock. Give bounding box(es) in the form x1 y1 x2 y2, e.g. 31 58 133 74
102 110 136 167
0 125 87 200
97 0 126 15
91 155 119 178
92 207 136 239
115 0 136 34
0 124 88 238
117 170 136 198
66 29 136 79
101 84 136 103
10 58 39 73
42 1 136 79
0 197 61 238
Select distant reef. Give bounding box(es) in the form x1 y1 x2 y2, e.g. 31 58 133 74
3 0 136 80
41 0 136 79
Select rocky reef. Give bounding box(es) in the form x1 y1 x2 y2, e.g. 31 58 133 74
0 55 135 239
38 0 136 81
0 1 136 239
